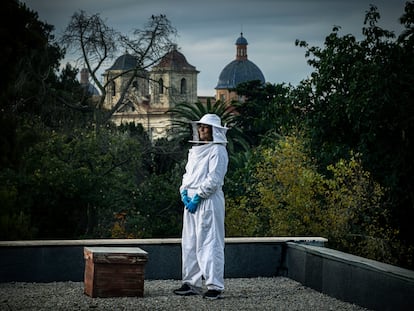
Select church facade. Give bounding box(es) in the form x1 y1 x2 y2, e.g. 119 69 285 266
102 47 198 140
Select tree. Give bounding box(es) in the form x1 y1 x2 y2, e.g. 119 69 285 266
0 2 186 240
0 1 102 239
0 0 64 114
225 132 399 264
233 81 305 146
252 135 397 264
60 12 177 125
0 1 88 132
168 99 249 159
294 3 414 267
0 1 93 164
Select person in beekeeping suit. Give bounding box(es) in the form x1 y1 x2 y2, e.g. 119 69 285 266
173 114 229 300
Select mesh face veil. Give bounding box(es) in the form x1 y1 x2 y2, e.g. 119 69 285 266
189 114 228 144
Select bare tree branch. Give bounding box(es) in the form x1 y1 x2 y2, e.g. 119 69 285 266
60 10 120 103
60 12 177 126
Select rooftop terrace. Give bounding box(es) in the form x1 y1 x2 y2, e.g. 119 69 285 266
1 237 413 310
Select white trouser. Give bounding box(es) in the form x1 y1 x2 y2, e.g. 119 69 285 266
181 189 225 291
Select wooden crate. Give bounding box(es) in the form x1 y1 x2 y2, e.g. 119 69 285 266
84 246 148 298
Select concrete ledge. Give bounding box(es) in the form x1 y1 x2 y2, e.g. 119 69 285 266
0 237 326 283
286 242 414 311
0 236 327 247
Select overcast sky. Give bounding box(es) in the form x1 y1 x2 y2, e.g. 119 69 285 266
23 0 407 96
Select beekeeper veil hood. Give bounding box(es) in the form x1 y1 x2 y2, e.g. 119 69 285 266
189 114 228 144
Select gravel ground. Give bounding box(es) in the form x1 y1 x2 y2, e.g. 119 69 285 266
0 277 370 311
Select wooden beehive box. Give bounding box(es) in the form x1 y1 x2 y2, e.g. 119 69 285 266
84 246 148 298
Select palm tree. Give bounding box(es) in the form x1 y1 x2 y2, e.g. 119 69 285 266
168 99 250 158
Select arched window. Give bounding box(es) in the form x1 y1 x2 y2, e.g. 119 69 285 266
158 78 164 94
111 81 116 96
180 78 187 94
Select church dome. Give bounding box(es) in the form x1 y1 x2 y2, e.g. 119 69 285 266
215 33 265 90
153 47 196 71
107 53 137 71
215 60 265 89
84 83 100 96
235 35 248 45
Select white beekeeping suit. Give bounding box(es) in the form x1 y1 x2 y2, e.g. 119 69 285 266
176 114 229 299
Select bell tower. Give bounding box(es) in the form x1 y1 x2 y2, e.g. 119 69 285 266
150 46 199 109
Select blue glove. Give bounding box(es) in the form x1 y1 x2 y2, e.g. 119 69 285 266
186 194 201 213
181 190 191 206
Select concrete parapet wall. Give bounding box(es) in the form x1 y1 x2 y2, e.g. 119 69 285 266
286 242 414 311
3 237 413 310
0 237 326 282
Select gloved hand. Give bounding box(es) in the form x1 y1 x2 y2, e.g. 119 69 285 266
181 190 191 206
186 194 201 213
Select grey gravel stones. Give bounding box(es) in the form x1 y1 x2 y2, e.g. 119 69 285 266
0 277 369 310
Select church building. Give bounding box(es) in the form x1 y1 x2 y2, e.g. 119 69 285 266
102 46 198 140
86 33 264 141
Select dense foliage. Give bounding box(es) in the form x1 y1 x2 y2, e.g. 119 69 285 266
226 135 400 265
1 0 413 269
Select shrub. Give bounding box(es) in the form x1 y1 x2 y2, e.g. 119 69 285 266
227 134 398 264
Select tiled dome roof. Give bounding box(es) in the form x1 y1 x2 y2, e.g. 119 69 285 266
84 83 100 95
107 53 137 71
235 35 248 45
154 49 196 71
215 33 265 89
215 59 265 89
